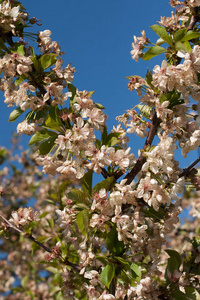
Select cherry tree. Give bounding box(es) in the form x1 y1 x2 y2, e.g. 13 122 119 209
0 0 200 299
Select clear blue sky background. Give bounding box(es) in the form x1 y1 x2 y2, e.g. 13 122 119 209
0 0 198 168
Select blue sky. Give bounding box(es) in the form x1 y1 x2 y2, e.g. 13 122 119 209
0 0 198 168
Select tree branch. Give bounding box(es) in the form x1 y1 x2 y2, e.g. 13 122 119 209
0 212 52 253
179 155 200 178
0 212 81 271
122 114 159 185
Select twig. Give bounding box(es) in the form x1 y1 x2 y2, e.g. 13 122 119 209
0 212 52 253
0 212 81 271
123 114 159 185
179 156 200 178
101 167 110 179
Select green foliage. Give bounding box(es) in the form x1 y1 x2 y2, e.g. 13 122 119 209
68 188 91 205
165 249 181 280
15 74 27 86
76 209 89 237
115 257 141 283
145 69 153 85
11 43 25 56
95 103 105 109
150 24 173 47
0 147 8 164
39 54 57 70
136 104 152 119
9 107 24 122
68 82 77 106
28 130 57 146
92 176 114 193
100 263 115 289
106 225 125 256
171 288 200 300
104 132 122 147
173 28 188 43
175 41 191 52
38 135 57 155
81 170 93 197
43 105 63 132
181 30 200 41
143 46 166 60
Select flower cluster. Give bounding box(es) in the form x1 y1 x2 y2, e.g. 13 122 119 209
1 0 200 299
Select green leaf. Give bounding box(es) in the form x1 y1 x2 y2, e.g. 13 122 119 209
172 290 190 300
136 104 152 119
37 236 51 243
25 110 35 121
104 132 122 147
100 263 115 289
95 139 102 149
174 28 188 42
101 126 108 144
81 170 93 197
47 218 54 230
59 180 71 196
21 275 29 288
168 98 185 109
142 46 166 60
49 105 63 126
39 212 49 219
165 249 181 280
130 263 142 282
182 30 200 41
68 189 90 205
106 225 125 255
145 69 153 85
76 209 89 236
68 83 77 106
45 114 62 132
31 55 41 73
175 41 191 52
13 44 25 56
93 176 114 193
95 103 105 109
9 107 24 122
39 53 57 70
15 74 27 86
38 136 57 155
165 249 181 267
184 287 200 300
28 130 57 146
0 37 7 51
87 91 95 97
150 25 173 47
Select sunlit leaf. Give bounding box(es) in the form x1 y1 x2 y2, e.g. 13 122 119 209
9 107 24 122
28 130 57 146
39 53 57 70
150 24 173 47
143 46 166 60
81 170 93 197
93 176 114 193
100 263 115 288
76 209 89 236
173 28 188 42
182 30 200 41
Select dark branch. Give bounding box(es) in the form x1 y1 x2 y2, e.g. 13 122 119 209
0 212 52 253
179 156 200 178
